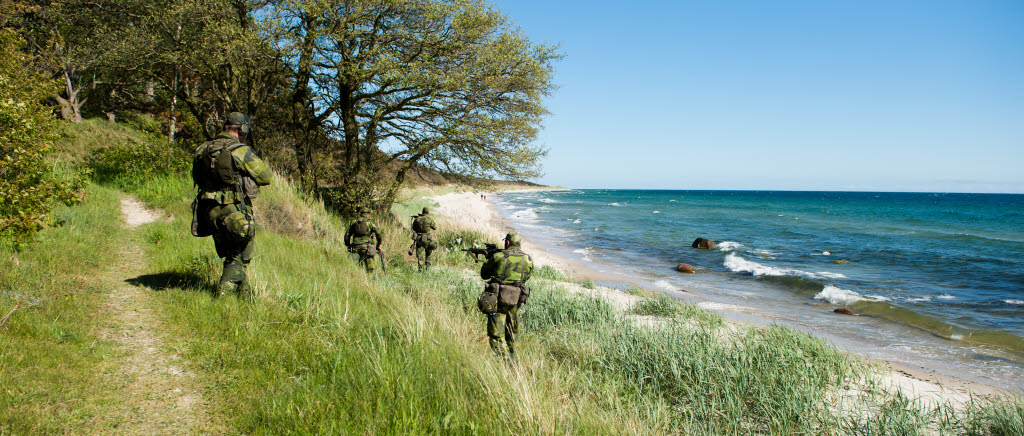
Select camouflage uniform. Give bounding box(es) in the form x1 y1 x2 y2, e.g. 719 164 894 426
193 114 273 297
479 232 534 361
345 211 383 273
411 207 437 271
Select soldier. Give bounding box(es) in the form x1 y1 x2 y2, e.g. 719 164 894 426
192 112 273 297
409 207 438 271
477 231 534 363
345 208 383 273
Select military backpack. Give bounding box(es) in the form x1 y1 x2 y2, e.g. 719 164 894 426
352 219 370 237
192 141 244 192
412 215 429 234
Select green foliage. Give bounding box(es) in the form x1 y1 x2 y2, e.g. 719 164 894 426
85 133 190 207
0 29 87 246
631 294 683 317
533 264 566 281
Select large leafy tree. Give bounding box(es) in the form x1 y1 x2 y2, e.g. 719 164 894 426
265 0 559 210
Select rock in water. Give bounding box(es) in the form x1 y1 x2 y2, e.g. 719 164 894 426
676 263 697 273
691 238 717 250
834 308 855 315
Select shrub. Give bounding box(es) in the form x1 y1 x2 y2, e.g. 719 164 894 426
0 29 86 245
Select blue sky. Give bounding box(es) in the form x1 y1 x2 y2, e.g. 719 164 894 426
489 1 1024 193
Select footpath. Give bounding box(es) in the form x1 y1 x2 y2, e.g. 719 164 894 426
88 197 211 434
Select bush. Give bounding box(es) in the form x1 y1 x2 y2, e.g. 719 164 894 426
0 29 87 246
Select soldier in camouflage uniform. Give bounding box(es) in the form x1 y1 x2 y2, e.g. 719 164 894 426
192 112 273 297
478 231 534 362
345 208 383 273
410 207 437 271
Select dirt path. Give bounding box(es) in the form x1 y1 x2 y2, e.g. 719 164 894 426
91 198 211 434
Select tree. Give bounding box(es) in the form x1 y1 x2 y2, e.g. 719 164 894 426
264 0 559 210
0 27 85 245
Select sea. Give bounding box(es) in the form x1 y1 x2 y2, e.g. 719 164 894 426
491 189 1024 392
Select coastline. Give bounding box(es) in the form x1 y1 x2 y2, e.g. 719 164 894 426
428 187 1012 404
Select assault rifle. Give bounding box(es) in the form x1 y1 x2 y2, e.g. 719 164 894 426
461 243 500 262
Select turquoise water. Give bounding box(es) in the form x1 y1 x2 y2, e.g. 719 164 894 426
493 190 1024 390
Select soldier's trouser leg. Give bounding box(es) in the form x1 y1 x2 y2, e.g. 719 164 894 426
416 243 426 271
358 246 376 273
424 244 434 270
487 305 519 359
214 233 254 296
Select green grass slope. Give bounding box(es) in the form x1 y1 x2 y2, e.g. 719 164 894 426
3 118 1023 435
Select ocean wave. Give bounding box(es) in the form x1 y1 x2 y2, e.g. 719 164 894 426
511 207 540 221
814 285 889 306
815 271 848 279
539 198 561 204
653 280 675 291
608 202 623 206
937 294 957 300
812 251 832 256
698 302 747 311
1006 300 1024 305
669 199 678 202
573 247 593 262
906 296 933 303
652 210 660 214
724 253 849 282
717 241 743 251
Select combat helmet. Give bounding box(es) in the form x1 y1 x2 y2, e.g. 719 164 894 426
421 206 430 214
360 207 372 215
504 231 522 247
224 112 251 136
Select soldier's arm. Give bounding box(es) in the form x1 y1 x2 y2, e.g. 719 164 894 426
372 224 382 247
344 225 352 246
233 146 273 186
523 255 535 282
428 217 437 231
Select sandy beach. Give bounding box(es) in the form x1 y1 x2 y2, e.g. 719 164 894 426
428 188 1011 409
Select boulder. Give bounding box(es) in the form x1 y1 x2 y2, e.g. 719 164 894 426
675 263 697 274
691 238 717 250
833 308 855 315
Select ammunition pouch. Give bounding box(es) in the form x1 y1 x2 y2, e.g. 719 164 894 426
221 207 254 242
477 282 500 314
415 233 437 249
354 244 377 257
517 285 531 306
242 176 260 199
497 284 523 310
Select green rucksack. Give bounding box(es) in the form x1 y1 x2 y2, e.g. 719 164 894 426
193 141 244 192
412 215 429 233
352 219 370 237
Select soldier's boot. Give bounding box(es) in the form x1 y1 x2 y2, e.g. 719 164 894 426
237 277 254 302
506 347 517 367
215 279 235 298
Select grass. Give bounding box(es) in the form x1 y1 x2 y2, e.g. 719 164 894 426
0 185 130 434
5 116 1024 434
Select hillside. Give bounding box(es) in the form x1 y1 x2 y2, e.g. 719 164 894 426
1 119 1022 434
